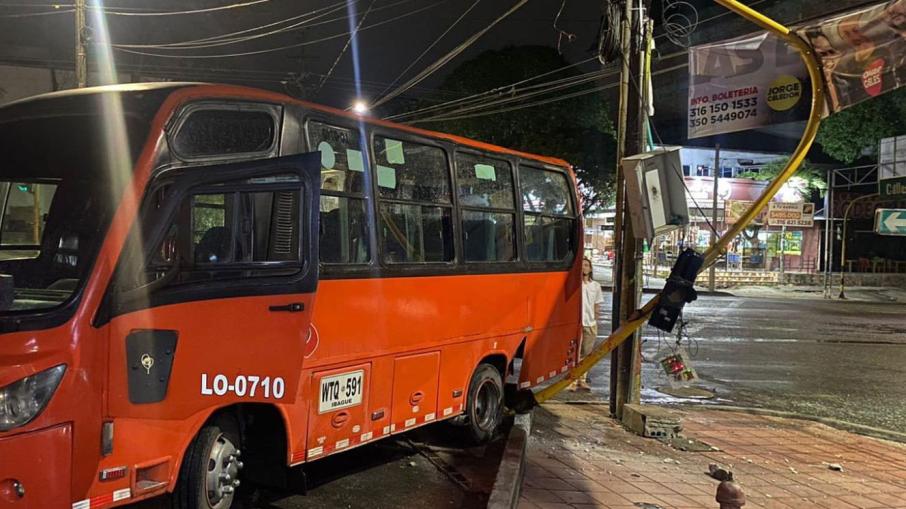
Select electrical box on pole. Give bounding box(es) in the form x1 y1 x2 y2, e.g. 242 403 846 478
621 147 690 241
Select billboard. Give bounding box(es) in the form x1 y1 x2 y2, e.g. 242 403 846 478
767 202 815 227
687 32 809 139
798 0 906 112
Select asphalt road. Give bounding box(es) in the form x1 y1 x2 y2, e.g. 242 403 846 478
583 292 906 433
130 424 504 509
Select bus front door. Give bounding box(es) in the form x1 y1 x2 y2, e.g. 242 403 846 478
97 153 320 503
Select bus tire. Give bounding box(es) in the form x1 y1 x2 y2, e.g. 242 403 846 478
174 415 243 509
462 363 504 444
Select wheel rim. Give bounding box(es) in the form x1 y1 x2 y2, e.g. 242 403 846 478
473 378 501 431
204 433 242 509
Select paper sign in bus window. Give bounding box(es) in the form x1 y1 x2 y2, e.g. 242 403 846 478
318 141 336 169
474 164 497 181
377 165 397 189
385 139 405 164
346 149 364 172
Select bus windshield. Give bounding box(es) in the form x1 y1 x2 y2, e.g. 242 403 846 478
0 112 148 314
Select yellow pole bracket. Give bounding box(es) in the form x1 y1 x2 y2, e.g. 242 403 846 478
534 0 826 405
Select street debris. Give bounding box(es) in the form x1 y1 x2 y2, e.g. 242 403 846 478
633 503 664 509
828 463 844 472
708 463 734 481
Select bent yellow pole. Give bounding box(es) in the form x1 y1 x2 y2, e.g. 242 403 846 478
534 0 826 405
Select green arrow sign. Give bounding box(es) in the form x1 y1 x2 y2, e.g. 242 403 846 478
875 209 906 236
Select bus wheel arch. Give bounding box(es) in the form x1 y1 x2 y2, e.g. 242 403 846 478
457 357 506 444
174 403 291 508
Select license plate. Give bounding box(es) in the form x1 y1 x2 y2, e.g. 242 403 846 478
318 370 364 414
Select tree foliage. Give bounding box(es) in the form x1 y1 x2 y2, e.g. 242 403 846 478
406 46 617 213
738 156 827 198
816 88 906 163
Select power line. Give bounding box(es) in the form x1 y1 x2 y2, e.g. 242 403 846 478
112 1 443 59
376 0 482 100
98 0 273 17
404 68 620 123
112 0 353 49
371 0 529 108
382 55 598 121
408 62 687 124
315 0 377 96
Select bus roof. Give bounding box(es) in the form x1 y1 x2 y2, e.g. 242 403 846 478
2 82 573 170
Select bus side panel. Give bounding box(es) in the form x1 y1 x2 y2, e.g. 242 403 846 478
519 270 582 389
306 275 531 369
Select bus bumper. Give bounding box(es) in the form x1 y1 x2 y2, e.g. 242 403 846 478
0 424 72 509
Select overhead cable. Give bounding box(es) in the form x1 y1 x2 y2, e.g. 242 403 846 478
376 0 482 100
382 55 598 121
315 0 377 95
112 0 354 49
371 0 529 108
97 0 272 16
409 62 687 124
112 1 443 59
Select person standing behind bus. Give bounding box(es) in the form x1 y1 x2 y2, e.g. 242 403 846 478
572 257 604 391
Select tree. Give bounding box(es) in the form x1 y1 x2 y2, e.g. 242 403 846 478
816 87 906 163
738 156 827 199
400 46 617 213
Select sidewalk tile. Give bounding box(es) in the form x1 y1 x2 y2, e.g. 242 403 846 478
521 488 565 504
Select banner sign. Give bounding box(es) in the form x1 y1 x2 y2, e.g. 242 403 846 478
767 202 815 227
798 1 906 112
688 32 809 139
724 199 766 225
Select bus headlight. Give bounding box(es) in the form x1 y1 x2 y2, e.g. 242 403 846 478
0 365 66 431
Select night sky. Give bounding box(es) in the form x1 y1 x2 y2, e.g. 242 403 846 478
0 0 613 108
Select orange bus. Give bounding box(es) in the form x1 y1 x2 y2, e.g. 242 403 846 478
0 83 581 509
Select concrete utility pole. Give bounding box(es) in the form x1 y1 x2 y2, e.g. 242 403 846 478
75 0 87 88
610 0 650 420
709 144 720 292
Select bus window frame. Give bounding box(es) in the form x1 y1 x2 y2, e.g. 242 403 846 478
166 101 283 164
100 154 320 323
302 114 377 271
453 148 519 265
367 126 460 271
516 162 579 269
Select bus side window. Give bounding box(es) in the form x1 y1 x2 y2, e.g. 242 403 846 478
519 166 576 263
455 152 516 263
307 121 371 265
372 136 453 264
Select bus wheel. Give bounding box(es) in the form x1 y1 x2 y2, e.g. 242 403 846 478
463 363 504 444
175 416 244 509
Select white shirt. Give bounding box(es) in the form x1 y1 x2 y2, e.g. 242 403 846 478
582 279 604 327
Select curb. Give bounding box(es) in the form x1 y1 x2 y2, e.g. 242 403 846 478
487 412 533 509
598 284 734 297
684 404 906 444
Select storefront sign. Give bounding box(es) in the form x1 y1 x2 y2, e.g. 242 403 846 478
688 33 808 139
724 199 766 225
767 202 815 227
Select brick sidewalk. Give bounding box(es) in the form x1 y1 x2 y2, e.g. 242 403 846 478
521 403 906 509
